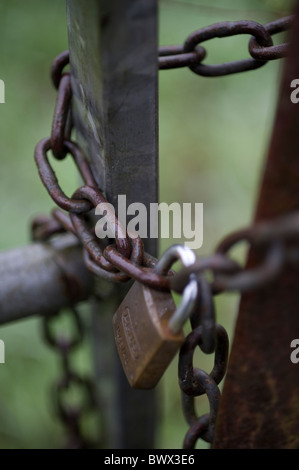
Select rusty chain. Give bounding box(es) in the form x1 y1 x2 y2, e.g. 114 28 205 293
42 308 98 449
179 323 229 447
159 16 292 74
32 16 296 449
32 221 101 449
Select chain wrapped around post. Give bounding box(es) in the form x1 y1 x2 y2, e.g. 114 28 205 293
32 14 297 448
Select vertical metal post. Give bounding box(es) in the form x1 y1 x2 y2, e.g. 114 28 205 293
214 1 299 448
66 0 158 448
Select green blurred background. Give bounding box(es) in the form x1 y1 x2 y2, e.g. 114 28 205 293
0 0 293 449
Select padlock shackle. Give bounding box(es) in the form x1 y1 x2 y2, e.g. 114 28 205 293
169 275 198 333
154 245 198 333
154 244 196 275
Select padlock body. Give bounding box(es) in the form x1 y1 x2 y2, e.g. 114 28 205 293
113 281 184 389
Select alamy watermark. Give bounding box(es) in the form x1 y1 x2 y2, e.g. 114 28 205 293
0 340 5 363
0 79 4 103
94 195 203 250
290 79 299 103
290 339 299 364
286 84 299 363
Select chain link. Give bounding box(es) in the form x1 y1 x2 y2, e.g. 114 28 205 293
178 281 229 447
41 307 99 449
159 16 293 75
32 220 101 449
32 15 296 448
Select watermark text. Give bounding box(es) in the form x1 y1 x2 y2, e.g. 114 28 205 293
0 80 4 103
290 79 299 103
290 339 299 363
95 195 203 250
0 339 5 363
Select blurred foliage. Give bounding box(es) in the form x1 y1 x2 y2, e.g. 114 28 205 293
0 0 294 449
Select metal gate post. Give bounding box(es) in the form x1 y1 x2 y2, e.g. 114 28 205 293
213 0 299 448
66 0 158 448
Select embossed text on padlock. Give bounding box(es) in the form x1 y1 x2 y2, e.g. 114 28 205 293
113 281 183 389
113 245 198 389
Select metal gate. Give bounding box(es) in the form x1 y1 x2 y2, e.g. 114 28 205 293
0 0 298 450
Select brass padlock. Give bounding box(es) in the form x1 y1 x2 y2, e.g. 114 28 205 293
113 245 198 389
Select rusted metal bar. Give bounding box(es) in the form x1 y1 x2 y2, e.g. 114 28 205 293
0 234 93 325
213 0 299 449
66 0 158 448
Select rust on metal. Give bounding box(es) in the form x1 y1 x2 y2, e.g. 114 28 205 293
159 16 292 76
179 324 229 397
249 16 293 60
70 185 132 259
31 3 298 449
43 306 99 449
213 0 299 449
34 137 96 213
51 73 72 159
50 50 70 89
103 244 172 291
159 45 206 70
